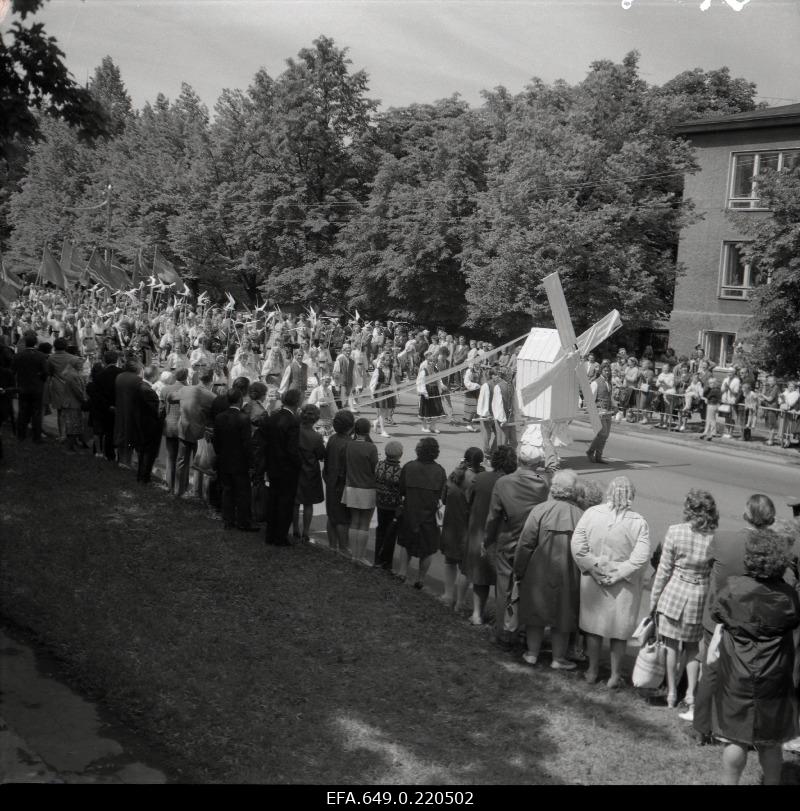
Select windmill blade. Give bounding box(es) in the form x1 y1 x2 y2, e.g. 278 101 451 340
576 310 623 356
519 353 576 407
543 272 578 350
576 362 602 433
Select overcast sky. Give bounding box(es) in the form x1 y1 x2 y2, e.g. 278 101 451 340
13 0 800 113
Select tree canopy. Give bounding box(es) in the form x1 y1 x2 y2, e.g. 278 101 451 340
1 36 764 336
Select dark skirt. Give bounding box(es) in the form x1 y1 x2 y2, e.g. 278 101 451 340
419 385 444 418
439 483 469 560
374 387 396 410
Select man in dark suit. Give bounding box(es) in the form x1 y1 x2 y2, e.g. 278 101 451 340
258 388 302 546
12 334 49 443
133 365 164 484
175 369 216 498
212 387 257 531
211 376 251 420
95 350 121 460
114 359 143 468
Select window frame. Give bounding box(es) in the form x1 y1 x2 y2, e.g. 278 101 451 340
728 149 800 210
703 331 737 370
718 241 758 300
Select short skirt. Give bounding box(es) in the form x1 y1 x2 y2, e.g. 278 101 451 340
657 613 703 644
342 486 376 510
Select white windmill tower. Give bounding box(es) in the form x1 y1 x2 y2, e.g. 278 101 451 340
515 272 622 434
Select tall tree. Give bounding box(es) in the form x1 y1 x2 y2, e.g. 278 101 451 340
338 97 488 327
735 165 800 375
462 53 697 338
88 56 133 137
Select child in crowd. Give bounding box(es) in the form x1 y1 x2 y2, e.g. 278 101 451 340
741 383 759 441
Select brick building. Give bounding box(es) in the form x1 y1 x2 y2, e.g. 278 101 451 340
669 103 800 368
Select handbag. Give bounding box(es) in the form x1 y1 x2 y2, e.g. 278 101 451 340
706 623 723 665
632 614 656 645
717 404 731 415
504 578 520 633
632 636 666 689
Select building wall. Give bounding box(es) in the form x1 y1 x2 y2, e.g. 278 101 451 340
669 124 800 360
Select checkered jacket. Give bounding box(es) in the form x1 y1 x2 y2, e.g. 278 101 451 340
650 523 714 625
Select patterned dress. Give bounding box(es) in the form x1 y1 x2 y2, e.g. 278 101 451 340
650 522 714 644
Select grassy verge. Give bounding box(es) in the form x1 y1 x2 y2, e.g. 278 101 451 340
1 437 796 784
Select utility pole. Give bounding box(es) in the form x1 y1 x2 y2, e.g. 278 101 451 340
104 182 113 265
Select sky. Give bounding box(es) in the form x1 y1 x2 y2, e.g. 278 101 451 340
7 0 800 114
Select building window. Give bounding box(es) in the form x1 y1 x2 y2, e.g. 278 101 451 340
704 332 736 368
729 149 800 209
719 242 760 299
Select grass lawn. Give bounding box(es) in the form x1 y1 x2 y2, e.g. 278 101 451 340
1 437 797 785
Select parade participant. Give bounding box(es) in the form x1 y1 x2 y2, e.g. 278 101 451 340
59 360 88 454
369 351 396 438
586 362 613 464
513 469 584 669
189 338 214 383
261 344 286 386
475 366 499 454
307 373 336 436
279 346 309 402
491 367 516 448
242 381 268 431
461 361 481 432
396 437 447 589
332 343 357 412
416 350 444 434
571 476 651 687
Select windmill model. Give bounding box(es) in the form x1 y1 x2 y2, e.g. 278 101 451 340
515 272 622 438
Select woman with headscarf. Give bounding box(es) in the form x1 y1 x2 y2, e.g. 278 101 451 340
650 489 719 710
513 469 584 669
343 417 379 564
292 403 326 543
323 409 355 555
396 436 448 588
439 447 485 609
571 476 651 687
460 445 518 625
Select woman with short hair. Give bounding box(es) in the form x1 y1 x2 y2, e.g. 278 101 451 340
343 417 379 564
396 437 448 588
293 404 326 543
711 530 800 785
514 469 584 669
650 489 719 709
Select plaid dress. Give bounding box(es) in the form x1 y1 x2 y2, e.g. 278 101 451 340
650 522 714 643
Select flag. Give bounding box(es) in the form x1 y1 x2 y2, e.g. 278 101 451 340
40 245 67 289
87 249 116 289
0 279 20 306
109 262 131 290
59 240 87 283
0 254 24 290
153 248 190 295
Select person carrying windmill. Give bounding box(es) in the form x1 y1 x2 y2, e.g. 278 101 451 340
586 362 614 464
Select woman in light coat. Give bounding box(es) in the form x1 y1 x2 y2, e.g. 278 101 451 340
571 476 651 687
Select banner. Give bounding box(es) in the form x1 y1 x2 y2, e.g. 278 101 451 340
40 245 67 289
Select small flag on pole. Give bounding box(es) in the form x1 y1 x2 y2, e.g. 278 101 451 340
40 245 67 289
